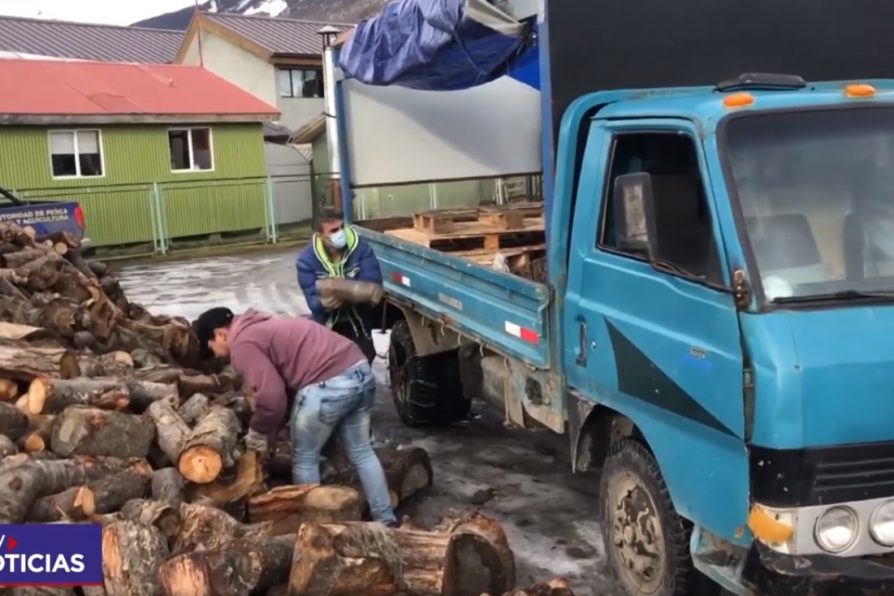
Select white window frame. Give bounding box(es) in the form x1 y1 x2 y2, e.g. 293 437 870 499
47 129 105 179
168 127 215 173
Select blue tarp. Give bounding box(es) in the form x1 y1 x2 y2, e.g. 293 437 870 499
338 0 531 91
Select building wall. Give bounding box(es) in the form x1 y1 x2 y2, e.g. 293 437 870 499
2 123 270 247
266 142 313 225
180 30 277 107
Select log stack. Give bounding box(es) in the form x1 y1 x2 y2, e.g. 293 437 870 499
0 222 526 595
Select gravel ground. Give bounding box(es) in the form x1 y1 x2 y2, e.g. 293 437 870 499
116 246 617 595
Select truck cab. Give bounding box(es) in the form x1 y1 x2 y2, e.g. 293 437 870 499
331 2 894 592
555 79 894 594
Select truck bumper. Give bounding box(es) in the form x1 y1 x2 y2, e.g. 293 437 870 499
749 541 894 592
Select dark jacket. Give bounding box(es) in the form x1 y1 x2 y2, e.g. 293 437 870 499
296 225 382 328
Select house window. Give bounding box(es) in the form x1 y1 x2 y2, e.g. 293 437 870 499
278 68 323 98
169 128 213 172
49 130 103 178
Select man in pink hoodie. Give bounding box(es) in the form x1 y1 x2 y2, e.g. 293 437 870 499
193 307 397 526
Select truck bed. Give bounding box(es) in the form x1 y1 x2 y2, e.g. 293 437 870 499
360 223 552 369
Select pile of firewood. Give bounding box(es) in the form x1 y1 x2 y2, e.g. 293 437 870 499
0 222 553 596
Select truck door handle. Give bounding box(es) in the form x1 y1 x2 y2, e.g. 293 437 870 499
577 320 588 366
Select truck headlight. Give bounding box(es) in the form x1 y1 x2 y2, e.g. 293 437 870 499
815 507 859 553
870 500 894 546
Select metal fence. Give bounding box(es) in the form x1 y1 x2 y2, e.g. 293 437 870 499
16 173 316 254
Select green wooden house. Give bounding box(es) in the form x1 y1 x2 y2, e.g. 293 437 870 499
0 58 280 250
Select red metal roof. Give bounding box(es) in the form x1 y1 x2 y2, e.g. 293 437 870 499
0 58 279 120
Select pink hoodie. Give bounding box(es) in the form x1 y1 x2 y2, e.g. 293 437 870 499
228 310 365 437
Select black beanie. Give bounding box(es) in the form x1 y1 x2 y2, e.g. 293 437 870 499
193 307 234 359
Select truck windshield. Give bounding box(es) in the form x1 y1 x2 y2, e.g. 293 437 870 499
725 107 894 304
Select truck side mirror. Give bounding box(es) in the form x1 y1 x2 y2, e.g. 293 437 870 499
612 172 658 259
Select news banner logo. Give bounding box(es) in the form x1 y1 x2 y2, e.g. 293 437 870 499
0 525 102 587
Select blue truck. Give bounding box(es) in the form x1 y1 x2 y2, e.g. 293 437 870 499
0 185 87 246
331 1 894 593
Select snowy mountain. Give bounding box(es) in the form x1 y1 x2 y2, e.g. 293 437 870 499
133 0 387 29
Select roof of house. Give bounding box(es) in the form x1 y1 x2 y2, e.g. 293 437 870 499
0 15 184 63
0 58 279 124
200 13 353 57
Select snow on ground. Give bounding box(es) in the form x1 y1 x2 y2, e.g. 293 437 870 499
116 247 615 595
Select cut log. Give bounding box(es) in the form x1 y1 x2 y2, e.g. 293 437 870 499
52 407 155 458
2 247 50 269
89 470 150 514
0 343 79 381
289 520 516 596
159 534 295 596
0 378 19 401
0 434 17 458
0 322 51 341
0 268 26 286
503 579 575 596
0 401 29 440
125 380 178 413
323 446 434 509
131 348 164 369
27 377 130 415
178 392 210 425
29 485 95 522
102 520 169 596
248 485 363 535
0 456 107 523
38 230 82 252
173 502 271 555
147 399 190 463
187 451 262 506
73 455 154 479
211 392 252 425
436 511 516 596
119 498 182 544
19 414 55 453
77 351 134 377
10 588 77 596
151 467 185 507
16 253 65 291
178 406 240 484
73 330 99 351
177 374 220 398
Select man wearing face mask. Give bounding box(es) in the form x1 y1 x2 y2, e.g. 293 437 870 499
297 207 382 363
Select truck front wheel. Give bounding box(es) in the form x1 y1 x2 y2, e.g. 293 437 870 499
601 438 708 596
387 320 470 427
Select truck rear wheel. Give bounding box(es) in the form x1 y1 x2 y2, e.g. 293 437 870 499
388 320 470 427
601 438 708 596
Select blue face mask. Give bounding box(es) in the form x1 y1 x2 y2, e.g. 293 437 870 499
328 229 347 250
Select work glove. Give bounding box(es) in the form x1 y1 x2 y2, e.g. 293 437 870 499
320 294 344 311
244 428 269 454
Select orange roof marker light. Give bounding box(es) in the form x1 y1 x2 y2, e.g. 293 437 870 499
845 83 876 98
723 92 755 109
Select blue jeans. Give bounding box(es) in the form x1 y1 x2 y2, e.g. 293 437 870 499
291 361 397 524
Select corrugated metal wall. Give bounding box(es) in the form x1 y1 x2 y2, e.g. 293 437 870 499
1 124 270 247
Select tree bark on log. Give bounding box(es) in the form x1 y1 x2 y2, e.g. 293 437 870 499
248 485 363 535
125 380 178 413
178 393 210 425
0 378 18 401
0 344 79 381
324 446 434 509
77 351 134 377
16 253 66 291
52 407 155 458
10 588 77 596
147 399 189 464
0 401 29 440
2 247 50 269
177 374 221 398
102 520 169 596
0 455 117 523
27 378 131 415
173 502 271 555
89 470 150 514
178 406 240 484
289 520 515 596
29 485 95 522
119 498 182 545
187 451 262 506
159 534 295 596
0 322 51 341
19 414 55 453
0 434 17 458
151 467 185 507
